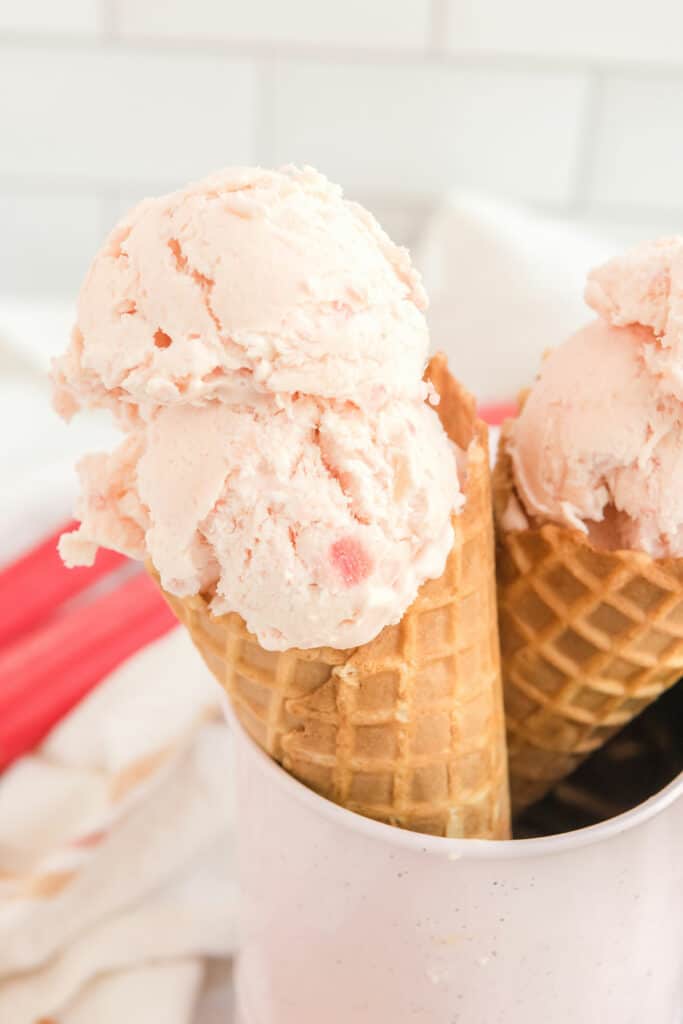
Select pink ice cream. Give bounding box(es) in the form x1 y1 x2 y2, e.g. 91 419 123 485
53 165 428 423
506 238 683 558
55 166 463 651
585 235 683 402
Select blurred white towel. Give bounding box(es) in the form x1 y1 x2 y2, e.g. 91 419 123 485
0 194 627 1023
416 194 613 402
0 631 237 1023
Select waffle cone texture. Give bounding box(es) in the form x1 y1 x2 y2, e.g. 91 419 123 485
494 421 683 812
151 355 510 839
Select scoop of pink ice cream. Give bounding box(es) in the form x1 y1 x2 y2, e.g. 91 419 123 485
507 314 683 558
52 165 428 422
59 434 149 567
585 236 683 401
60 395 461 650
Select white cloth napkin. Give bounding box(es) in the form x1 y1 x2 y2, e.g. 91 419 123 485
416 193 613 403
0 630 238 1023
0 195 624 1022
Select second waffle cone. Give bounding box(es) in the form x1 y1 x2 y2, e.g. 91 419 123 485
494 422 683 812
152 356 510 839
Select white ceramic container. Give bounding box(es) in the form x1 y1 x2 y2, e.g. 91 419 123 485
226 704 682 1024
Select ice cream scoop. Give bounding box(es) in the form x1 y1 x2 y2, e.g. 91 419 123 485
585 235 683 401
506 239 683 559
55 166 463 651
62 394 460 650
53 165 429 425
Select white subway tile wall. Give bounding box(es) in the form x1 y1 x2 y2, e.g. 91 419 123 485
445 0 683 63
0 48 256 185
0 0 100 35
0 190 102 299
590 76 683 208
116 0 433 51
272 62 587 202
0 0 682 298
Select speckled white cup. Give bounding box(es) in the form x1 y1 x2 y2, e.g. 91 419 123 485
225 703 683 1024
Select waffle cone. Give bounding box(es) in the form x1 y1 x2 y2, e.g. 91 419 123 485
494 421 683 812
150 355 510 839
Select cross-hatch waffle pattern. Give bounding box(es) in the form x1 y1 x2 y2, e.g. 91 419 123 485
153 357 510 839
493 425 683 812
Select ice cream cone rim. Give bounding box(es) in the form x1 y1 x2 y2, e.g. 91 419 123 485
496 418 683 573
510 512 683 575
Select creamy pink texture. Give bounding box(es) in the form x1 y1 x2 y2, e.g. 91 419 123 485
53 165 429 422
61 395 459 650
508 240 683 557
585 236 683 401
59 434 149 567
151 397 456 649
56 166 463 650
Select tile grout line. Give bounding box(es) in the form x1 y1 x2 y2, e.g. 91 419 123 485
98 186 125 239
568 70 604 217
1 30 683 78
3 173 683 226
254 59 276 166
429 0 450 55
99 0 118 39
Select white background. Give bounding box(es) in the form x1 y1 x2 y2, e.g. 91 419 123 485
2 0 683 300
